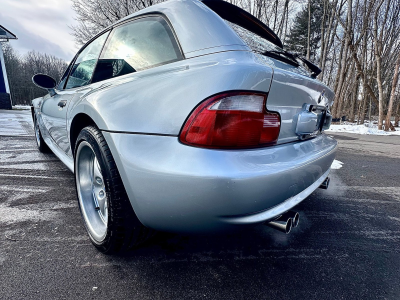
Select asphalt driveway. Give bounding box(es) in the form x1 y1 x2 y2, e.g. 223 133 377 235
0 109 399 299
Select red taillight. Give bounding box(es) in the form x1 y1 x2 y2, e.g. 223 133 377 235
179 92 280 149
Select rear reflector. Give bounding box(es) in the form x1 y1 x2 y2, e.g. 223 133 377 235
179 92 280 149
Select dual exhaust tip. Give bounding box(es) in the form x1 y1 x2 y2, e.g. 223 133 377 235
319 177 330 189
266 211 300 234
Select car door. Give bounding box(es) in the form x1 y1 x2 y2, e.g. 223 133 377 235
40 31 109 155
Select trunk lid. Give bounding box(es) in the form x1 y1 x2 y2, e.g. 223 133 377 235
202 0 334 144
265 65 334 144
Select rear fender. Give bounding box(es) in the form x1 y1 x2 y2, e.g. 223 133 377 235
82 51 274 136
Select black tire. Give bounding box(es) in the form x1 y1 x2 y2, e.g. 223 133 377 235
74 125 153 254
34 116 50 153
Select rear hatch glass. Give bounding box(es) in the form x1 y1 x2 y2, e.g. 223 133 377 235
202 0 306 70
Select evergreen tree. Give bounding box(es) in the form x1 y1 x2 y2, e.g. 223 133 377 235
285 0 324 59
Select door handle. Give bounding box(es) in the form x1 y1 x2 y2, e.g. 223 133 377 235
58 100 67 108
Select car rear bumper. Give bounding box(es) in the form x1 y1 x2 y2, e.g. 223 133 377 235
103 132 337 232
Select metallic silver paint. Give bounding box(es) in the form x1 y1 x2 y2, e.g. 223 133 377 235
266 68 334 144
31 0 337 233
295 104 330 136
67 51 274 139
224 169 330 225
101 132 336 232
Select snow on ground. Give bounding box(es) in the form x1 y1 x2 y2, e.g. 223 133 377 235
331 159 343 170
326 123 400 136
12 105 31 110
0 111 33 136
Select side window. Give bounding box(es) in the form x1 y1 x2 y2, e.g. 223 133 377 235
92 16 182 83
65 31 109 89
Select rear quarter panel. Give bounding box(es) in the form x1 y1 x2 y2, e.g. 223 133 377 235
75 51 274 135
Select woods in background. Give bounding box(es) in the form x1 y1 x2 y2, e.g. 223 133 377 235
2 0 399 130
1 44 67 105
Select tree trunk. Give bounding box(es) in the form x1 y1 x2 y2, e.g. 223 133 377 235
372 0 386 130
332 40 350 118
394 102 400 127
272 0 278 32
384 53 400 131
348 43 380 108
375 52 385 130
277 0 289 38
359 94 368 125
332 0 353 118
349 75 360 122
319 0 327 71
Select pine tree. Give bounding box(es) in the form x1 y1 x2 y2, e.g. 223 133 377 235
285 0 324 59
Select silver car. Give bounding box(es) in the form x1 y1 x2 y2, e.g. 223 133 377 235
31 0 337 253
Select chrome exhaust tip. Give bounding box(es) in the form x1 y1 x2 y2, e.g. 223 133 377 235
266 216 293 234
281 211 300 227
319 177 330 189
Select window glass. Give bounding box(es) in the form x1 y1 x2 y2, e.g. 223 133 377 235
65 31 108 89
226 21 281 53
92 16 182 83
226 21 309 75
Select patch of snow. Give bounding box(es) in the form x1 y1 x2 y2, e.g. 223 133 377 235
326 123 400 135
331 159 343 170
0 163 49 171
0 204 60 225
13 105 31 110
0 112 33 136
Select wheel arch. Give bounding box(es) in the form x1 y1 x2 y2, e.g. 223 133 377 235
69 113 97 156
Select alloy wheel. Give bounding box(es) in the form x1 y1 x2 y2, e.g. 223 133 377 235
75 141 108 242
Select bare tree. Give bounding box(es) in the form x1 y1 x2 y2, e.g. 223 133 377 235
384 53 400 130
2 44 67 105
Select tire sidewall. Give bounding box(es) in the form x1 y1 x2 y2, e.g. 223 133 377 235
34 117 41 148
34 116 49 152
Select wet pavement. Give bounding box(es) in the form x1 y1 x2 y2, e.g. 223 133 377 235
0 109 399 299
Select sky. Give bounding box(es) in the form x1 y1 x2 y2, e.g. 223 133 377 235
1 0 79 62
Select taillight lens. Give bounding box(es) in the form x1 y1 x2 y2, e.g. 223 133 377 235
179 92 280 149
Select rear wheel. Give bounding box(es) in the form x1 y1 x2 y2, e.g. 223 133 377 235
34 117 50 153
74 126 153 253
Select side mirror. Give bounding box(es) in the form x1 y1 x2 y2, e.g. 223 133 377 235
32 74 57 96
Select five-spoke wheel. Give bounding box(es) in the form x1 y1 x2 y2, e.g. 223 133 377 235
75 141 108 242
